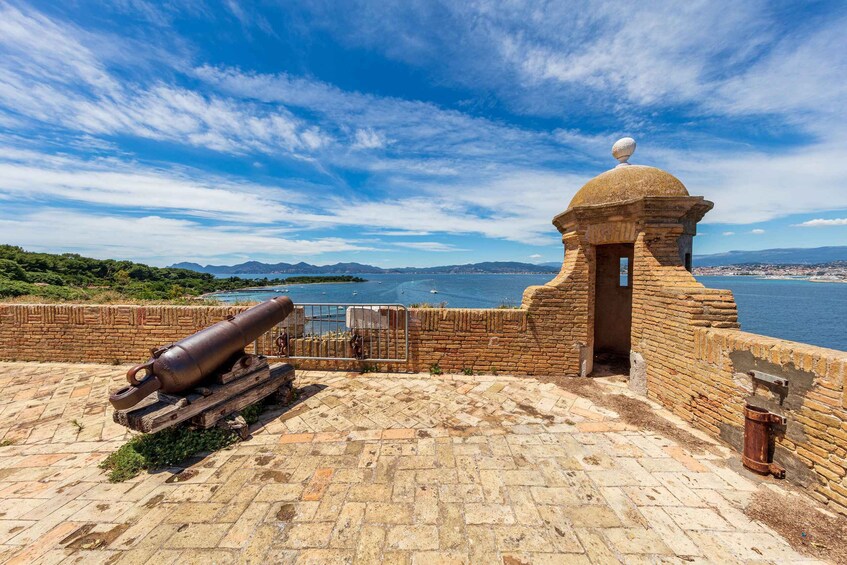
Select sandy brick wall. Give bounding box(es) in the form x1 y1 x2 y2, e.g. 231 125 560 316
690 328 847 513
623 225 847 513
0 303 247 364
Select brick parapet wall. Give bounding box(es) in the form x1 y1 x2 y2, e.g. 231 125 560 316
0 286 586 376
691 328 847 512
0 303 247 364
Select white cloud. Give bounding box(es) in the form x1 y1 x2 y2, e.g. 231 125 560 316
0 145 573 247
294 1 785 116
794 218 847 227
392 242 465 252
0 5 328 158
652 139 847 225
750 229 766 234
295 169 581 245
353 129 387 150
192 65 577 173
722 231 735 236
0 147 302 223
0 210 375 266
529 253 542 259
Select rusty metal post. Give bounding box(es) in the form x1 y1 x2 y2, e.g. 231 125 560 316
742 404 786 478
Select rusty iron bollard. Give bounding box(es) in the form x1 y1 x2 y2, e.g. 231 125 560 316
275 329 289 357
349 331 364 360
742 404 786 478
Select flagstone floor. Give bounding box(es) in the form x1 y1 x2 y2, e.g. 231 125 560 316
0 361 834 564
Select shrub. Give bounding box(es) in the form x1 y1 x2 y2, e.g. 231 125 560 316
410 302 448 309
429 363 443 375
25 271 65 285
0 259 28 282
0 277 35 297
100 398 271 482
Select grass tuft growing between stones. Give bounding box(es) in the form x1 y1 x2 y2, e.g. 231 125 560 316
100 426 239 482
101 400 271 482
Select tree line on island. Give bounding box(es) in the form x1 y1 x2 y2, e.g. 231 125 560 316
0 246 364 302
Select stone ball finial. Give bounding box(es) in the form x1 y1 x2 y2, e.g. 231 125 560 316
612 137 636 167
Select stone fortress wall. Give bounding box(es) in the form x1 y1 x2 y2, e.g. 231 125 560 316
3 276 846 512
2 137 847 513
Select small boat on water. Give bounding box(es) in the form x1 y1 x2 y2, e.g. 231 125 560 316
430 289 438 294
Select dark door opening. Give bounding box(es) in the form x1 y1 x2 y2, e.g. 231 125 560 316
593 243 634 371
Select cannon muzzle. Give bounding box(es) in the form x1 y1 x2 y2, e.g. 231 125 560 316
110 296 293 410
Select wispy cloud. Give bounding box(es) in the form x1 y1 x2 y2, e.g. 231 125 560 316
0 146 301 223
794 218 847 227
0 209 376 266
751 229 766 234
392 241 466 252
1 1 845 264
722 231 735 236
0 4 327 158
353 129 388 150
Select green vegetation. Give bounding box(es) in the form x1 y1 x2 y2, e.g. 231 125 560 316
0 245 365 302
429 363 443 375
100 425 240 482
101 397 279 482
410 301 448 308
462 368 474 376
239 400 268 425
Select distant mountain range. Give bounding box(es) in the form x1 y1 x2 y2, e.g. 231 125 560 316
170 260 560 275
171 246 847 274
693 246 847 267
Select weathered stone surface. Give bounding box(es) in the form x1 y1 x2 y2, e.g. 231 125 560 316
0 363 827 563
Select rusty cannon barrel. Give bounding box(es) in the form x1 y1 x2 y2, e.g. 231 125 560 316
109 296 293 410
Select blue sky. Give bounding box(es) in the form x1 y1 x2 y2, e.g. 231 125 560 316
1 1 846 267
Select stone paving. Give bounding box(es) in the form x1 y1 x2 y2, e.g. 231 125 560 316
0 361 832 564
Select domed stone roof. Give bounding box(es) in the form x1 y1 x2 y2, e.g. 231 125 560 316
567 138 689 210
568 164 689 209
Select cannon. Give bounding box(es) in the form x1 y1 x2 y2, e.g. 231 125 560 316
109 296 293 411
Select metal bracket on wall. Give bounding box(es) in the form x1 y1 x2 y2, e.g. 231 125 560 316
748 370 789 388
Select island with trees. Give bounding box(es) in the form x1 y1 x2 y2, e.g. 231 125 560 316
0 246 365 302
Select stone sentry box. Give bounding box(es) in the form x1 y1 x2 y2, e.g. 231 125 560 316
549 137 738 379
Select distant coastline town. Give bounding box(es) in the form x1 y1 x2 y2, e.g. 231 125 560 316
693 261 847 283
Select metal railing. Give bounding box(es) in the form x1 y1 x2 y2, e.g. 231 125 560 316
253 303 408 362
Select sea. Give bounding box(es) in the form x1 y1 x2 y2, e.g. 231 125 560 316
213 274 847 352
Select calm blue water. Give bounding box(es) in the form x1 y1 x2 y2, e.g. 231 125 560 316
698 276 847 352
213 273 847 352
213 273 552 309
